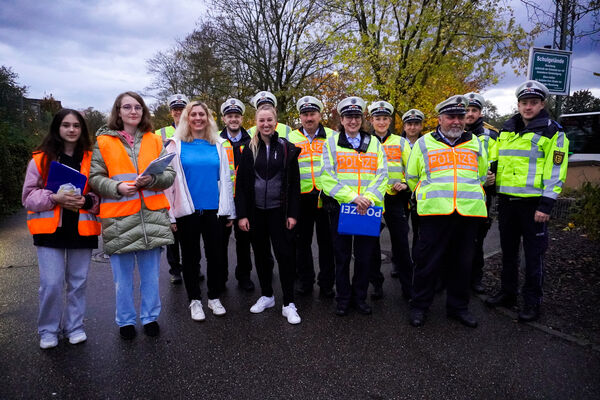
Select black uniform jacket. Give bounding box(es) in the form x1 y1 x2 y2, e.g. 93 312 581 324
220 128 251 169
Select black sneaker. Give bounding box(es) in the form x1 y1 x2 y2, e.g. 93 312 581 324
119 325 136 340
143 321 160 337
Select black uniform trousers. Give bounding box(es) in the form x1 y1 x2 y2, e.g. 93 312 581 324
250 207 296 306
411 213 480 313
471 188 495 286
166 230 188 276
370 193 413 295
400 191 420 261
221 221 254 282
498 196 548 306
296 192 335 291
330 208 378 308
471 215 493 285
176 210 226 301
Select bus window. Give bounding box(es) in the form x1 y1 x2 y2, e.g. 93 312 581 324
559 112 600 154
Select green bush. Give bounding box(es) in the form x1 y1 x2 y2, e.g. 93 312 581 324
0 121 43 216
571 182 600 240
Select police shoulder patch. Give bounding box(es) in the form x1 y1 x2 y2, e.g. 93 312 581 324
553 150 565 165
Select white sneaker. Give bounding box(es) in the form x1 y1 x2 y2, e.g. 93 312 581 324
282 303 301 324
250 296 275 313
190 300 205 321
68 331 87 345
207 298 227 316
40 335 58 349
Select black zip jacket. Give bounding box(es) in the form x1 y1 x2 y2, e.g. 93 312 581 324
235 132 301 221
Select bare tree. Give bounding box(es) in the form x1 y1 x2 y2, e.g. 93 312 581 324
208 0 337 118
520 0 600 49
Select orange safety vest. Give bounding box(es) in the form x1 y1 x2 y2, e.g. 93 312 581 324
223 140 245 197
26 151 101 236
96 132 170 218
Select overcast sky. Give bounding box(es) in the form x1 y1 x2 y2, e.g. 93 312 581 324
1 0 598 116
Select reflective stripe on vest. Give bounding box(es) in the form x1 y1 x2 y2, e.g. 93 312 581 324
414 134 487 217
27 151 101 236
496 130 567 199
97 133 170 218
222 140 245 196
288 127 334 193
322 134 386 204
381 134 410 194
155 125 175 142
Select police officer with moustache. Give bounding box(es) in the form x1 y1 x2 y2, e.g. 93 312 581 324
219 98 255 291
486 80 569 322
463 92 498 294
247 91 293 138
367 101 413 301
288 96 336 298
320 97 388 316
406 95 488 328
155 94 201 284
399 109 425 271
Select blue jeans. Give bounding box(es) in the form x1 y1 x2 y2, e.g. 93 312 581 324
109 248 161 326
36 247 92 339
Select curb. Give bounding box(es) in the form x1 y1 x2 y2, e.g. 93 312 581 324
481 251 600 353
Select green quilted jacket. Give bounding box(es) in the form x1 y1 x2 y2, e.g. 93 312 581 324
89 126 175 255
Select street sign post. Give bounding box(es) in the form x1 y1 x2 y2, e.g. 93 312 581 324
528 47 572 95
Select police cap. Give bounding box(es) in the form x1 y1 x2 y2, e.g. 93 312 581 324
168 94 189 109
516 80 549 100
402 109 425 123
251 91 277 108
297 96 324 114
464 92 485 109
220 98 245 115
435 95 468 115
367 100 394 117
337 96 366 117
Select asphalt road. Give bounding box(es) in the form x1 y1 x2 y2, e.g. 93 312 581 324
0 210 598 399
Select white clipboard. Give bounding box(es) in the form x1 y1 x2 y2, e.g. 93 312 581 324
140 152 176 176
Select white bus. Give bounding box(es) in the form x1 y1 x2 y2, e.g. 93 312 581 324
559 111 600 161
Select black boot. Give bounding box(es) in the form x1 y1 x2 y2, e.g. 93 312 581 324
485 292 517 308
518 304 540 322
409 309 425 327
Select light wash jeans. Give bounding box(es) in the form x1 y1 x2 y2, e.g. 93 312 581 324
36 247 92 340
109 248 161 326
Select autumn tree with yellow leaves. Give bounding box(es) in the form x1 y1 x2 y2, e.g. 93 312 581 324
324 0 534 128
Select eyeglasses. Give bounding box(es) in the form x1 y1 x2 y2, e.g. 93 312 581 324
120 104 143 112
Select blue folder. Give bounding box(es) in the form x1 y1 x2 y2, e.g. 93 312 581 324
337 203 383 237
45 161 87 193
